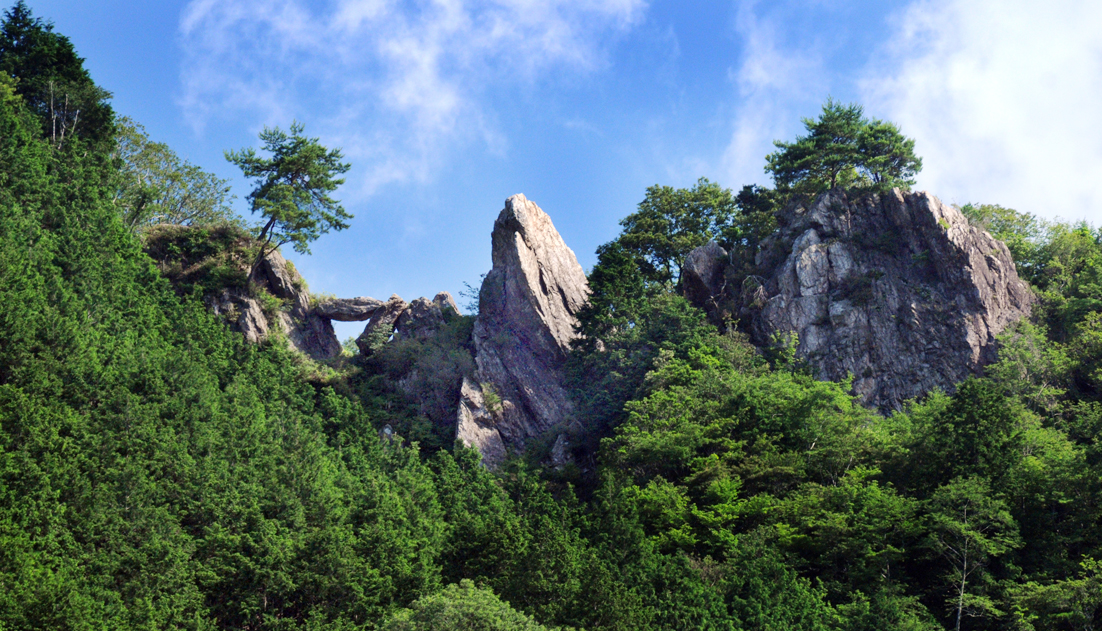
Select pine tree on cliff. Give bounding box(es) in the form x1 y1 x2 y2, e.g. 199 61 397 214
765 98 922 200
225 121 351 279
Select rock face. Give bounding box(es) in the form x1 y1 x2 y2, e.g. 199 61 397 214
686 189 1034 412
195 248 341 360
258 249 342 360
463 194 589 461
682 241 729 320
355 295 407 354
395 292 460 340
456 377 508 468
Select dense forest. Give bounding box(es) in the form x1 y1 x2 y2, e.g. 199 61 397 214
1 3 1101 629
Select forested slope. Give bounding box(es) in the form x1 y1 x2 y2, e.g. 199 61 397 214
3 3 1102 630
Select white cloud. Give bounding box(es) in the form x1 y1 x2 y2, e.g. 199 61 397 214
720 0 827 189
862 0 1102 223
178 0 645 194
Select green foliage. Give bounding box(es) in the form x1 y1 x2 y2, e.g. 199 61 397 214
382 580 552 630
113 117 239 232
340 335 359 357
141 222 252 297
352 315 475 452
960 203 1046 277
765 98 921 200
897 379 1028 492
986 321 1072 415
1008 558 1102 631
570 292 718 441
0 1 113 150
721 184 779 277
226 121 351 275
924 477 1021 630
616 177 736 286
8 13 1102 629
574 240 649 346
0 55 452 629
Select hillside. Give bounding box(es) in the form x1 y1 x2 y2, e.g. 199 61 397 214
4 4 1102 630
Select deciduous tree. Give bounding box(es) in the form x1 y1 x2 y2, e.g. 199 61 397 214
114 117 238 232
925 477 1020 631
0 1 113 148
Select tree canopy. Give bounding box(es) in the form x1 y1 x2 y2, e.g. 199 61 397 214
8 7 1102 630
114 117 238 232
765 98 922 199
0 0 113 149
225 121 351 274
616 177 737 286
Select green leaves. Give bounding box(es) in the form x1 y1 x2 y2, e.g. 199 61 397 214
924 477 1021 629
765 99 922 200
616 177 736 286
113 117 238 232
382 580 553 631
225 121 351 275
0 1 114 149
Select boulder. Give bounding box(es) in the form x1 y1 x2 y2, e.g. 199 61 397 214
468 194 589 460
682 241 729 321
549 434 571 470
434 291 460 316
257 249 311 319
741 189 1034 412
395 295 453 340
314 296 384 321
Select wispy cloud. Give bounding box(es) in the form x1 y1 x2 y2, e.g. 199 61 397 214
719 0 827 189
862 0 1102 222
178 0 645 194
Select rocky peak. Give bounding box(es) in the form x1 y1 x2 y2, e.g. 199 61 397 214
685 189 1034 412
460 194 590 462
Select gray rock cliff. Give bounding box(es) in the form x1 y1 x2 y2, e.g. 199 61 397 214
354 294 407 354
463 194 589 461
685 189 1034 412
456 377 508 468
259 249 342 359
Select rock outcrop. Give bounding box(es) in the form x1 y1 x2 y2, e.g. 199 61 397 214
462 194 589 462
456 377 508 468
151 230 342 360
355 294 407 354
395 292 460 340
259 249 343 359
349 291 461 352
685 189 1034 412
682 241 729 319
315 297 384 321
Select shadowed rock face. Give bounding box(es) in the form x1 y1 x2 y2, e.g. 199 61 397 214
462 194 589 460
682 241 729 319
694 189 1033 412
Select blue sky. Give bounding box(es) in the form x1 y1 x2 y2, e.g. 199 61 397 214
23 0 1102 340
